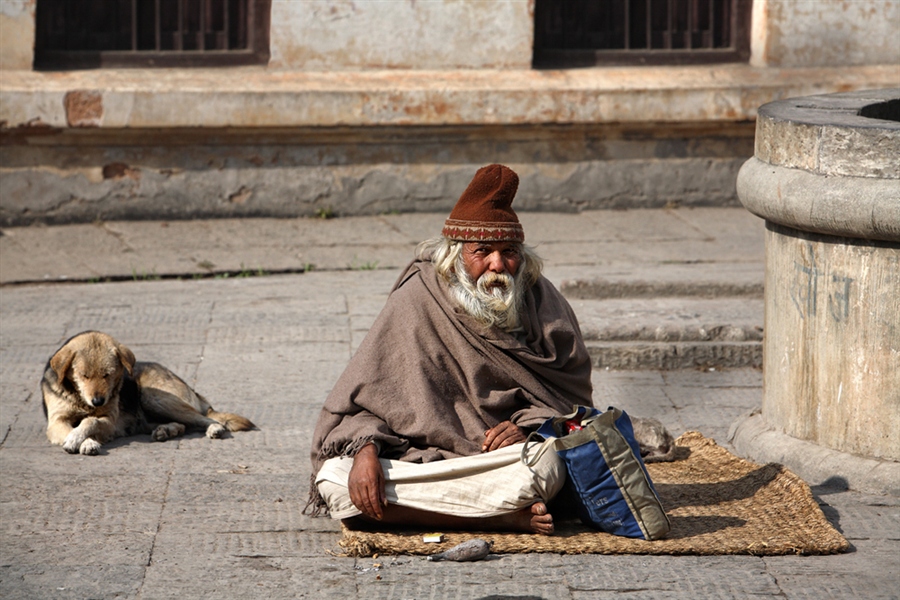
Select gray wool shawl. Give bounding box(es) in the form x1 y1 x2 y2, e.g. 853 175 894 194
305 259 593 514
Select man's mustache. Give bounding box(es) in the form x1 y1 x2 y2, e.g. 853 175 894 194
478 272 513 291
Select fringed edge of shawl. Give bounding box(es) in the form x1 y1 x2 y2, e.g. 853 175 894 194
303 435 378 517
302 472 327 517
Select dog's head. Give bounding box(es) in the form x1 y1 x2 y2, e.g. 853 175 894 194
49 331 136 409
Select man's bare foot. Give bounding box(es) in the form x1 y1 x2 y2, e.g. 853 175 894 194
499 502 554 535
359 501 555 535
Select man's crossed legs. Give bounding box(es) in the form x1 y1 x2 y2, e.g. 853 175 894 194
316 442 564 534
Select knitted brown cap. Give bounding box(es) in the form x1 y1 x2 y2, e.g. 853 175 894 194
442 164 524 242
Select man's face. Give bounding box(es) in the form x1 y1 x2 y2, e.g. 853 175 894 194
460 241 522 284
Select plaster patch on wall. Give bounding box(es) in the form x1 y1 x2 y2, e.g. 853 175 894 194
65 91 104 128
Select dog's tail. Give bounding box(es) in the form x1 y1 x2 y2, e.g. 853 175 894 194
641 443 677 463
207 409 256 432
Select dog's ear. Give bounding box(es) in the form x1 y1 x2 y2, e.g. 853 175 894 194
116 342 136 375
49 346 76 386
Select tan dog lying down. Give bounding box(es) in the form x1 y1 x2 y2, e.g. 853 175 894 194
41 331 254 455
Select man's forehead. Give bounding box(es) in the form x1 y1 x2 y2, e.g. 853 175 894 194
463 241 521 251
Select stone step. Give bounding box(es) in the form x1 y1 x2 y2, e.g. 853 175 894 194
570 297 764 341
568 296 763 370
551 264 764 301
560 278 763 300
586 340 761 370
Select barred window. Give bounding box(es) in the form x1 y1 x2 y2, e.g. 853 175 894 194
534 0 752 68
34 0 270 69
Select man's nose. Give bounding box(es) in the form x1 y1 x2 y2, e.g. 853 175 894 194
486 251 506 273
488 250 509 273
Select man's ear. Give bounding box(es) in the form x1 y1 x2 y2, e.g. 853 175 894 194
116 343 136 375
49 346 76 386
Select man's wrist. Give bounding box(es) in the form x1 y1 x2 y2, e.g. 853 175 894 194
359 440 381 455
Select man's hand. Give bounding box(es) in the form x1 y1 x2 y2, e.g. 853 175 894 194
348 442 386 520
482 421 526 452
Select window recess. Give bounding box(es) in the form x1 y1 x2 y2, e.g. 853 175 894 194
34 0 270 69
534 0 752 68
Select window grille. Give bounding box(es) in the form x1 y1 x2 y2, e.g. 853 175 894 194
534 0 752 68
34 0 270 69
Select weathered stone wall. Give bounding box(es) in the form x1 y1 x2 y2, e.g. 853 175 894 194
751 0 900 68
0 124 752 226
2 2 897 223
269 0 534 70
3 63 898 225
4 0 898 71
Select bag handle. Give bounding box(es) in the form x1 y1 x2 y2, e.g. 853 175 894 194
520 430 555 467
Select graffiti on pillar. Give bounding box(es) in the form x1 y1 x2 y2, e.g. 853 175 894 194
790 244 854 322
791 260 819 318
827 273 854 321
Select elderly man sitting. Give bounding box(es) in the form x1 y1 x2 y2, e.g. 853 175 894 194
305 164 593 534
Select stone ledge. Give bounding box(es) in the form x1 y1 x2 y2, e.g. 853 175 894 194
729 409 900 497
737 157 900 242
561 278 763 299
1 64 898 131
755 88 900 178
587 340 762 370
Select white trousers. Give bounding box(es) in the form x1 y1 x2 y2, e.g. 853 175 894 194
316 442 565 519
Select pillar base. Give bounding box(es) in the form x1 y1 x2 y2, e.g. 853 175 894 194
729 409 900 497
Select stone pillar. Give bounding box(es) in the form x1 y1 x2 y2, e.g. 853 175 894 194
731 89 900 496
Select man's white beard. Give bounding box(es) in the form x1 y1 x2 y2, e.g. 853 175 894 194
450 267 526 331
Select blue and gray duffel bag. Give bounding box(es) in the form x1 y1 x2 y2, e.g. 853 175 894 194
525 405 670 540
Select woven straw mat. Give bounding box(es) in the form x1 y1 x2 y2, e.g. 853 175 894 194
338 431 848 557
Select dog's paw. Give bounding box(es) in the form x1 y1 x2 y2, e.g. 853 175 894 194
63 430 86 454
152 423 186 442
206 423 227 439
79 438 102 455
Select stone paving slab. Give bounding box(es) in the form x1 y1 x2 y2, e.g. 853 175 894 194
761 538 900 600
0 565 146 600
0 208 764 285
564 556 784 597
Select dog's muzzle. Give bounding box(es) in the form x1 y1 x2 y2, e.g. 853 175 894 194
91 396 106 407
